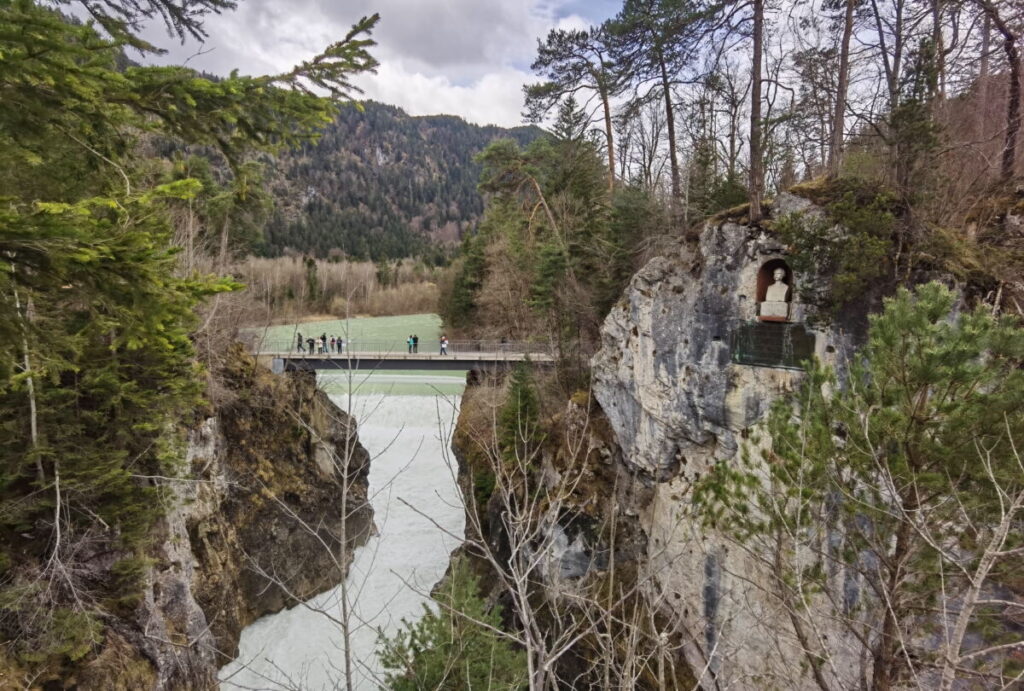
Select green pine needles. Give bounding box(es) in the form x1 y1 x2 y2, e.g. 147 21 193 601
775 177 897 312
499 363 543 466
0 0 379 676
377 556 528 690
694 282 1024 686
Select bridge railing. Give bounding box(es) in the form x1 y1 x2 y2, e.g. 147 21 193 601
248 338 554 359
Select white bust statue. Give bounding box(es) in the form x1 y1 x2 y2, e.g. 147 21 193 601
759 266 792 320
765 267 790 302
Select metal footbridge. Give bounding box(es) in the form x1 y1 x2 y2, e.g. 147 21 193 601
251 339 555 372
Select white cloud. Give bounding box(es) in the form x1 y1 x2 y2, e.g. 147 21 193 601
358 62 534 127
129 0 617 127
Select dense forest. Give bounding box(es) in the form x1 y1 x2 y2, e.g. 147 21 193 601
260 102 541 261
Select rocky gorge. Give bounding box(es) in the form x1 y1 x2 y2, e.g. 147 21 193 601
65 349 373 689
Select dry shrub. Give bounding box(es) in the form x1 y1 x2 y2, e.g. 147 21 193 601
359 282 438 316
228 256 441 319
473 235 543 340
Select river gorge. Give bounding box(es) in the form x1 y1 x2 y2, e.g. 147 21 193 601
220 368 466 690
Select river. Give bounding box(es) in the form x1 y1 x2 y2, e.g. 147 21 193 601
219 370 466 690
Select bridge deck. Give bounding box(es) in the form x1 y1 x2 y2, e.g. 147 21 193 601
258 350 553 372
262 350 551 362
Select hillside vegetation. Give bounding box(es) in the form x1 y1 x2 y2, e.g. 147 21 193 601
261 102 542 260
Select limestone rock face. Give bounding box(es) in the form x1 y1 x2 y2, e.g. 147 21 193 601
593 193 844 480
94 351 373 690
591 195 860 688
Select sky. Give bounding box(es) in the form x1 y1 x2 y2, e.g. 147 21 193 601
134 0 622 128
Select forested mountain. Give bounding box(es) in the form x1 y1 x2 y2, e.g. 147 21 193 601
261 102 542 260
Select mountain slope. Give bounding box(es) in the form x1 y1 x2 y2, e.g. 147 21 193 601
262 101 542 260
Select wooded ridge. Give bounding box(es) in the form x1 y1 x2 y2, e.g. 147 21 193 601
260 102 542 261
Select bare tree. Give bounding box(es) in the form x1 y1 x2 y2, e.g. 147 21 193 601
975 0 1021 181
829 0 859 173
749 0 766 221
437 374 706 690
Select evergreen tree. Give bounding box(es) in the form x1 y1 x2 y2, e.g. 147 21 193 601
695 282 1024 688
608 0 709 205
525 25 621 193
498 364 542 465
377 557 528 690
0 0 378 673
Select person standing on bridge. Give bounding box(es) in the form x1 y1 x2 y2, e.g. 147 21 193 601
329 336 336 353
306 336 315 353
407 335 414 354
440 335 448 355
296 332 305 353
413 334 419 353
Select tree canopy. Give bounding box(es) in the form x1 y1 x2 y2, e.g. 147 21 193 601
0 0 378 676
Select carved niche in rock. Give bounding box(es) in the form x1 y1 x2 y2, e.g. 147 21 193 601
756 259 793 322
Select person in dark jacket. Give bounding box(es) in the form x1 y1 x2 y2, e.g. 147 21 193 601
412 334 419 353
296 332 305 352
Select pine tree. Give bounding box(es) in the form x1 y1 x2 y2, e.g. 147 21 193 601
695 282 1024 688
377 557 528 690
499 363 541 464
0 0 379 673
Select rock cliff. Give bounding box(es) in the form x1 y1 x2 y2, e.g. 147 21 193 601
590 194 865 688
76 348 373 689
447 193 882 689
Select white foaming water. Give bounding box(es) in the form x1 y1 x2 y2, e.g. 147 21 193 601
219 386 465 690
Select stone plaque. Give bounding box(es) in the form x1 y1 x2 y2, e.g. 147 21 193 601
730 322 816 370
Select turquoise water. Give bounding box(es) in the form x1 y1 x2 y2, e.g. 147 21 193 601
318 370 466 397
221 383 466 690
252 313 442 351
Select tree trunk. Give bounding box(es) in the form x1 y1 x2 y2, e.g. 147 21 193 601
660 57 681 207
979 0 1020 182
828 0 856 175
13 286 43 483
932 0 945 98
749 0 764 223
977 12 991 140
872 505 914 691
600 83 616 194
218 216 231 272
892 0 906 108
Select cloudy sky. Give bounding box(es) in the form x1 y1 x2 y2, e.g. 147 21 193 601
135 0 621 128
